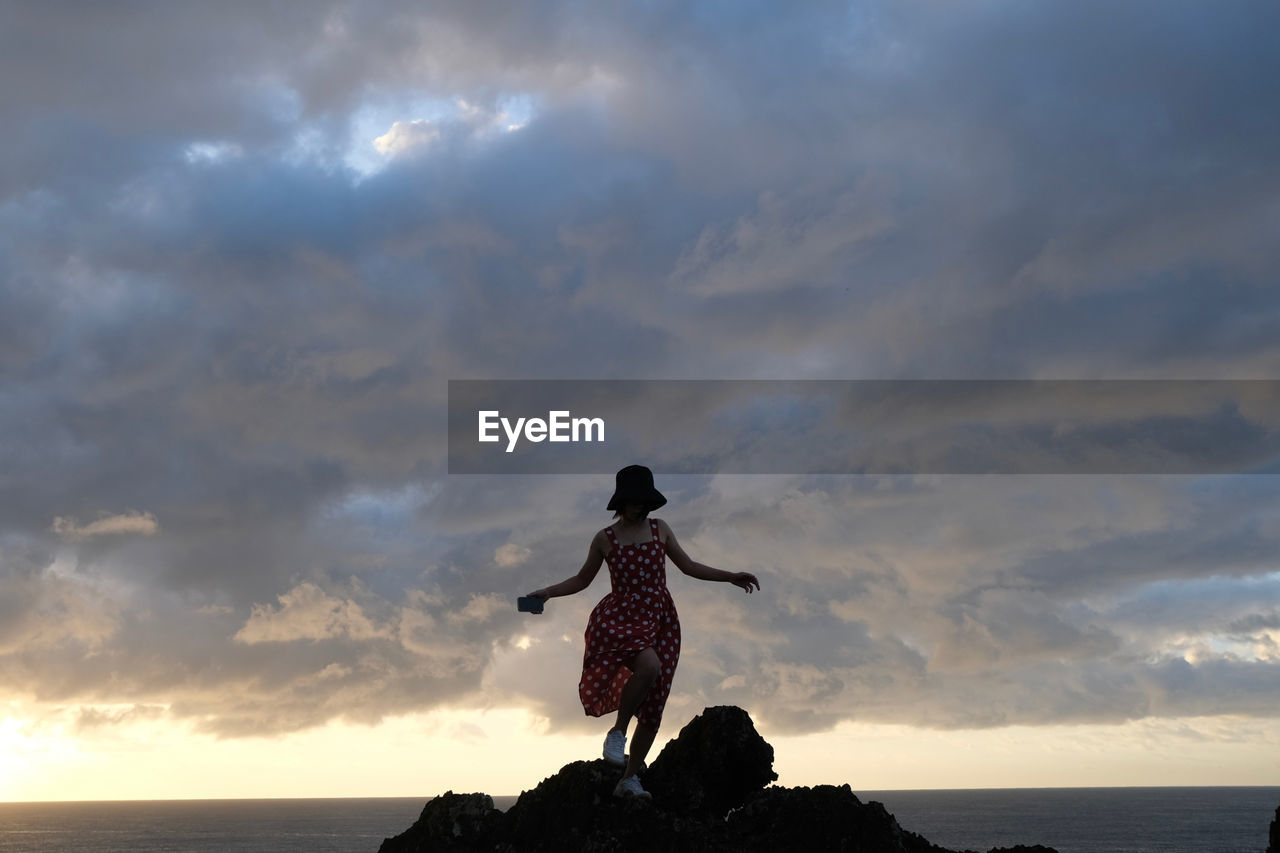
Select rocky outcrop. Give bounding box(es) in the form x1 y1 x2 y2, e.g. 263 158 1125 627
722 782 949 853
383 792 502 851
377 705 1057 853
642 703 778 819
1268 802 1278 853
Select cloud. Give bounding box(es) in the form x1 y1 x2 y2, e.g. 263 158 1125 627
0 0 1278 746
372 119 441 156
0 563 121 655
446 593 507 627
495 543 531 567
671 180 897 297
75 704 167 733
51 511 159 540
234 582 389 644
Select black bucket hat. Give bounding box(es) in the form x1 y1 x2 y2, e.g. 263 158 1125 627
606 464 667 512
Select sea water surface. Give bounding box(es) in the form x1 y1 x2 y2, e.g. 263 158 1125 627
0 787 1275 852
863 787 1279 853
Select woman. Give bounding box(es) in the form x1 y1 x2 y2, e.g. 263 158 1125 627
527 465 761 800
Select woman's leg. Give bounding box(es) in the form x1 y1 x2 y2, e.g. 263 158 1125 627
611 648 660 737
624 724 657 778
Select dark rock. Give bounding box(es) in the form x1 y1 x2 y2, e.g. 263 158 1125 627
644 704 778 818
1268 802 1279 853
378 791 500 852
494 757 723 852
499 759 617 842
378 705 1058 853
987 847 1061 853
725 783 952 853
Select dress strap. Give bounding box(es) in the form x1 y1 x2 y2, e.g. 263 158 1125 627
604 525 619 544
649 519 660 542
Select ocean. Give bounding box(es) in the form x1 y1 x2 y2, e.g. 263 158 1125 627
863 787 1280 853
0 787 1275 853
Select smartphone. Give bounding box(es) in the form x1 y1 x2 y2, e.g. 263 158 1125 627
517 596 545 614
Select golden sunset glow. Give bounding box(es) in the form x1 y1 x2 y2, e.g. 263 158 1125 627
5 701 1280 802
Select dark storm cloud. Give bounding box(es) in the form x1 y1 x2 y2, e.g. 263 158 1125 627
1 0 1278 738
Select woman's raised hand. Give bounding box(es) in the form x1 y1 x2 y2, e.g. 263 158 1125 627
730 572 761 594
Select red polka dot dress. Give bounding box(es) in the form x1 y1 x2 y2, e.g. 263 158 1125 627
579 518 681 729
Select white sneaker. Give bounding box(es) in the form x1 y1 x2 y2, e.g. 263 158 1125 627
603 729 626 767
613 774 652 800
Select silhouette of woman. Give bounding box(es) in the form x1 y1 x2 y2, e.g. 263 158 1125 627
527 465 761 800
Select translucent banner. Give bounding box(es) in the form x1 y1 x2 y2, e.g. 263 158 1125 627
447 380 1280 475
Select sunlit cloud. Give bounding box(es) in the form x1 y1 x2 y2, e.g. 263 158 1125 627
494 543 532 567
184 141 245 164
50 511 159 541
372 118 442 156
351 94 539 176
233 582 389 644
446 593 506 626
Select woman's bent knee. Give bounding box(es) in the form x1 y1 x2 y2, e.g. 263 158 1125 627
634 648 660 681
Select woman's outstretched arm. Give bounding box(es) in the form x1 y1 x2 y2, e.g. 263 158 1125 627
527 530 608 599
657 519 761 593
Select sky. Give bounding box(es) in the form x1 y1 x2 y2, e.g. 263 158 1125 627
2 0 1280 801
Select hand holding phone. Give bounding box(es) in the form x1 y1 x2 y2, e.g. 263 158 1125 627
517 595 545 614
